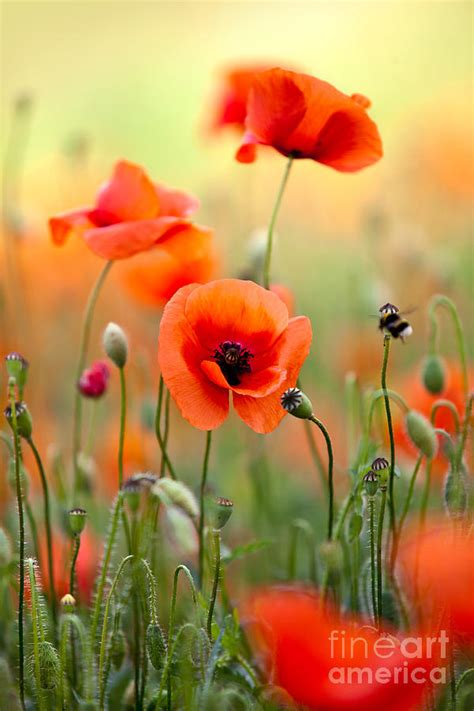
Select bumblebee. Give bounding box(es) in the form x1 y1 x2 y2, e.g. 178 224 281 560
378 303 413 341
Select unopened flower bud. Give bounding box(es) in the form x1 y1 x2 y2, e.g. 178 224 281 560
4 402 32 439
422 355 445 395
363 470 379 497
405 410 438 459
5 352 29 396
60 593 76 612
78 360 110 398
208 496 234 530
152 478 199 519
39 641 60 690
372 457 389 471
280 387 313 419
68 508 87 535
103 322 128 368
146 622 167 671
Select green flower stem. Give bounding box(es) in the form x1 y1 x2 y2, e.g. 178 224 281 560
169 564 199 637
376 486 387 629
9 384 25 710
118 365 126 490
155 624 201 710
155 375 177 480
263 155 294 289
367 496 377 626
59 614 89 707
206 528 221 640
72 259 114 501
287 518 318 584
27 559 46 711
309 415 334 540
380 336 397 573
69 534 81 596
25 500 40 562
303 418 328 493
160 388 171 477
391 455 424 571
428 295 468 400
456 667 474 694
455 393 473 473
198 430 212 587
431 400 461 436
98 555 133 710
27 437 57 628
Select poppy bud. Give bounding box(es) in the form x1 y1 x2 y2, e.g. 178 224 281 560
68 508 87 535
280 387 313 419
208 496 234 530
0 528 12 567
363 470 379 497
372 457 389 471
152 478 199 519
5 352 29 396
422 354 445 395
60 593 76 613
78 360 110 398
103 322 128 368
444 466 467 520
405 410 438 459
4 401 32 439
122 481 141 513
146 622 167 671
39 641 60 690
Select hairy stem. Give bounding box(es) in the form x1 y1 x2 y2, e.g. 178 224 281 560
263 155 294 289
198 430 212 587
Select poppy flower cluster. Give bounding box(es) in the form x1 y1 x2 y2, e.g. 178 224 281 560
157 278 312 433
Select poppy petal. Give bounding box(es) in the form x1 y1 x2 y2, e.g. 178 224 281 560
96 160 160 222
184 278 289 353
49 208 93 245
233 315 312 433
154 183 200 217
200 360 286 397
158 284 230 431
313 108 383 172
235 132 259 163
83 217 191 260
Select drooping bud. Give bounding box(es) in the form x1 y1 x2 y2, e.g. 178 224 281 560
68 508 87 535
208 496 234 530
363 470 379 497
280 387 313 419
78 360 110 398
5 352 29 396
152 478 199 519
422 355 445 395
39 641 60 690
60 593 76 613
405 410 438 459
146 622 167 671
4 402 32 439
103 322 128 368
0 528 12 567
372 457 389 471
164 506 198 556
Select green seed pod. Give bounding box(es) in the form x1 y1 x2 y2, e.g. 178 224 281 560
4 402 33 439
0 528 12 567
146 622 167 671
444 465 467 519
5 352 29 397
422 354 445 395
110 628 127 670
208 496 234 530
405 410 438 458
152 478 199 519
39 641 60 690
68 508 87 535
8 459 29 496
363 470 379 497
347 512 363 542
280 387 313 419
103 322 128 368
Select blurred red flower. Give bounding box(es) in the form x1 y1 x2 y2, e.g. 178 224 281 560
158 279 312 433
49 160 201 260
78 360 110 398
210 64 271 133
40 529 97 603
270 283 295 317
398 520 474 644
243 587 441 711
121 224 217 307
236 68 382 171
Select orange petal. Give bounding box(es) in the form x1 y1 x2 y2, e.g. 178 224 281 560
154 183 199 217
49 208 93 245
96 160 160 222
235 132 259 163
184 278 289 353
233 315 312 433
313 107 383 172
83 217 191 260
201 359 286 397
158 284 230 430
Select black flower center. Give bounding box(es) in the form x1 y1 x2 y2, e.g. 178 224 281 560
211 341 254 386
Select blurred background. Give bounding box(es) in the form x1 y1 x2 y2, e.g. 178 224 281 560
1 1 473 586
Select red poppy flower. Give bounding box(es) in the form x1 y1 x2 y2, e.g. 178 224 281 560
243 587 442 711
40 529 98 603
49 160 200 260
209 64 271 133
269 283 295 317
157 279 312 433
398 520 474 643
236 68 383 171
121 224 217 307
393 362 473 478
